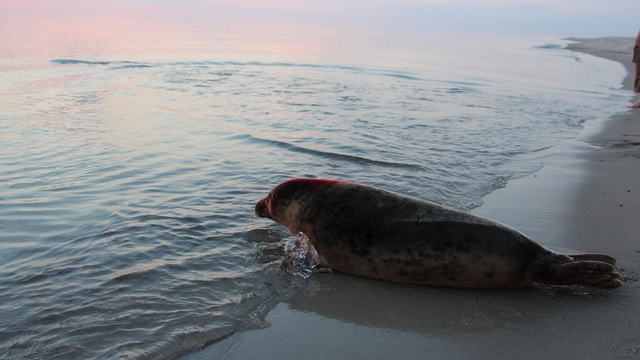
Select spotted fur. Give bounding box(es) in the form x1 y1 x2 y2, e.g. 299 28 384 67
255 178 622 289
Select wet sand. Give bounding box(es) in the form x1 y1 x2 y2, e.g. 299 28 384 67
183 37 640 360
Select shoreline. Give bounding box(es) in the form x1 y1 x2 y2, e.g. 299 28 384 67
562 37 640 269
564 36 636 91
183 38 640 359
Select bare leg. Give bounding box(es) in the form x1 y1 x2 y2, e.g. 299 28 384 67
635 63 640 93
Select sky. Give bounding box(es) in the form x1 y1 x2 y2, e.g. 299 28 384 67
2 0 639 37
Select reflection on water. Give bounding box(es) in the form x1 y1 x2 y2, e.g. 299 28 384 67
0 15 627 359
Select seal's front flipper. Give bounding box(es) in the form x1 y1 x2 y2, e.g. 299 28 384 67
312 266 333 274
535 256 623 289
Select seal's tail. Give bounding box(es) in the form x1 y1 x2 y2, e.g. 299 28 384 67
534 254 623 289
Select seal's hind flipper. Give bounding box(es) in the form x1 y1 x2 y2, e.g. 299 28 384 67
535 256 623 289
568 253 618 266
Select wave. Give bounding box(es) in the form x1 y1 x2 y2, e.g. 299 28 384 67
211 61 423 80
533 43 564 50
235 133 422 170
51 59 152 69
50 59 420 80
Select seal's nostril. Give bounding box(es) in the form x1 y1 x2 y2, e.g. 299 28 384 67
255 198 269 218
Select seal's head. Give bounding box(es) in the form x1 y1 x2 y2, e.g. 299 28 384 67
255 178 343 230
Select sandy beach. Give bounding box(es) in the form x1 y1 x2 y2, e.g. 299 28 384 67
184 38 640 360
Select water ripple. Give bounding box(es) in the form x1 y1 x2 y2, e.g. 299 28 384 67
2 35 625 359
51 58 423 80
234 132 423 170
51 59 153 69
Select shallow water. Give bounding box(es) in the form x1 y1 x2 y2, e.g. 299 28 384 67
0 16 628 359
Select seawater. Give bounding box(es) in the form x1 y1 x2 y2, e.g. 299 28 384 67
0 16 628 359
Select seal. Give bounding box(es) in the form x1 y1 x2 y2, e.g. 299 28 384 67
255 178 623 289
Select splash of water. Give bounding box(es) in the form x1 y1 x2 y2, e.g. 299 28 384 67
281 232 320 278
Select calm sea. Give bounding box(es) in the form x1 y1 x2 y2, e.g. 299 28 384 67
0 16 628 359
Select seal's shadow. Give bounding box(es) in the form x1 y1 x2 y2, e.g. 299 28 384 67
286 272 619 336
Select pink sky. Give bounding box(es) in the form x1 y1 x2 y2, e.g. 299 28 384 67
2 0 638 36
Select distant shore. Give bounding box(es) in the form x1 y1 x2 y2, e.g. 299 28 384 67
183 37 640 360
564 36 636 90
